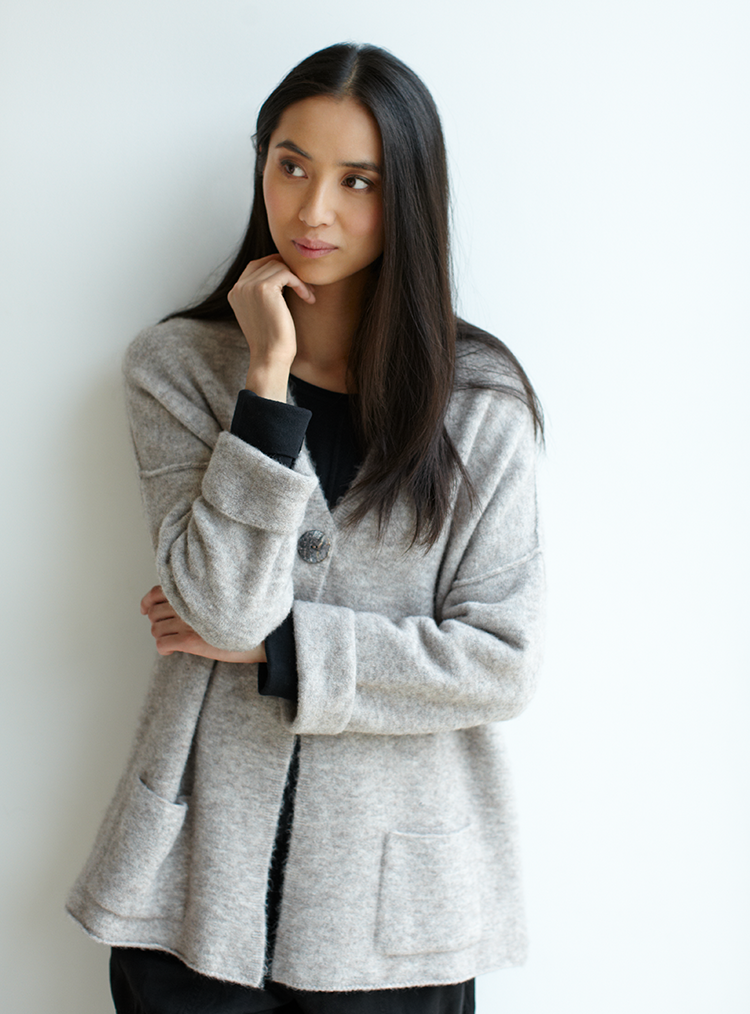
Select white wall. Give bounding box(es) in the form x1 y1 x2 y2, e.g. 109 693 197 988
2 1 748 1011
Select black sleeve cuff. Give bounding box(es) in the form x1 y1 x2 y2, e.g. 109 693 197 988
258 614 298 701
231 389 311 467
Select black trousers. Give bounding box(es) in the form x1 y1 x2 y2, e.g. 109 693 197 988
110 948 475 1014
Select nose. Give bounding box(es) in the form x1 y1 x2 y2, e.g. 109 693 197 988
299 180 336 228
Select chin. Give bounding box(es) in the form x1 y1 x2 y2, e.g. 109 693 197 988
307 261 375 289
293 263 348 287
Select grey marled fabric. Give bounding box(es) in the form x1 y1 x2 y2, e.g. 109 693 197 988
66 318 544 992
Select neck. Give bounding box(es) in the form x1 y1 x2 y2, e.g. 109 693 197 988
287 269 370 392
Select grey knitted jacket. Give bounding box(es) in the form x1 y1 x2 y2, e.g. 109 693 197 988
66 318 545 992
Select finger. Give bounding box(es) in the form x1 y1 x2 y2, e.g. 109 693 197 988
237 257 315 304
146 601 178 623
154 626 192 652
265 262 314 304
156 630 201 656
287 276 316 304
140 584 167 614
234 254 284 282
150 616 191 639
155 637 176 656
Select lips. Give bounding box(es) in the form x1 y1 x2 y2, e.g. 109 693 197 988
292 238 338 258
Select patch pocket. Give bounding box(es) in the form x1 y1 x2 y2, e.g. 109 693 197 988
87 774 188 917
375 825 482 956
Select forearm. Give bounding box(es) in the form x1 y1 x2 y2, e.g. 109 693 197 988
280 548 545 736
148 431 313 650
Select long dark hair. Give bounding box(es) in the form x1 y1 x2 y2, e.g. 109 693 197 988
167 43 543 546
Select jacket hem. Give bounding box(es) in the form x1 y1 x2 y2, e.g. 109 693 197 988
66 900 526 993
267 957 526 992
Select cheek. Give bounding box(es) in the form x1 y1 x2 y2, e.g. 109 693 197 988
354 205 384 254
262 174 287 232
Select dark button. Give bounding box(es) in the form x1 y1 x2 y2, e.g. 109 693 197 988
297 530 331 564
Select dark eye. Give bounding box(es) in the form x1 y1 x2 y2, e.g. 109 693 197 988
280 159 305 178
344 175 371 191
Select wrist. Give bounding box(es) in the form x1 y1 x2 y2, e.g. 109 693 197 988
245 363 291 402
216 643 267 664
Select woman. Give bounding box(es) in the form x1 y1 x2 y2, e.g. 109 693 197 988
67 43 545 1013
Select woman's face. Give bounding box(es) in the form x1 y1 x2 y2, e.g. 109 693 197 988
262 95 384 291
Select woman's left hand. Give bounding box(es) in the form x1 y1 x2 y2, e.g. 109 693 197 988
140 585 266 663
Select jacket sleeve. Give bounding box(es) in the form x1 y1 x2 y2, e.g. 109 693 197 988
123 327 318 651
281 397 545 736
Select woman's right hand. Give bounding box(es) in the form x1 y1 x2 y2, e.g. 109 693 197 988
228 254 315 401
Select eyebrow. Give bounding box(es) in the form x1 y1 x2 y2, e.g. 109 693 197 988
275 139 381 174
